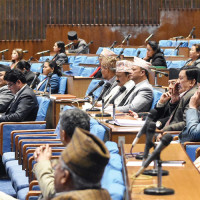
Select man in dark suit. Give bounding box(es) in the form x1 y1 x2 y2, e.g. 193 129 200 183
157 67 199 141
0 69 39 122
0 65 14 113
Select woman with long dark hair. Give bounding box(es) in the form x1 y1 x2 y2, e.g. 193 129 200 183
52 41 68 66
37 60 62 94
10 48 24 69
143 41 167 67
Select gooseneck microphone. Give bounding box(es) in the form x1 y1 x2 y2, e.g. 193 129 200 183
174 42 183 51
131 109 158 151
43 72 53 95
109 86 126 104
136 50 141 58
187 26 195 38
85 80 104 98
151 69 168 77
65 42 74 48
145 34 154 43
110 41 117 49
122 34 131 44
135 133 173 178
36 50 50 55
143 122 156 160
30 72 40 89
0 49 9 54
116 49 124 59
96 82 111 101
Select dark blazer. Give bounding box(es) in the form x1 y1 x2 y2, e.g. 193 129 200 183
68 39 88 54
163 85 198 131
38 74 60 94
0 85 38 122
24 71 40 88
52 53 68 66
0 85 14 113
147 52 167 67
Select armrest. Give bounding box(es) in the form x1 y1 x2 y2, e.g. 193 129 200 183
196 147 200 160
11 129 55 151
29 180 39 190
163 131 181 135
25 191 41 200
0 121 46 154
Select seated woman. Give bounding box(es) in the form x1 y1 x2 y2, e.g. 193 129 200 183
52 41 68 66
184 44 200 68
37 60 62 94
16 61 40 88
143 41 167 67
10 48 24 69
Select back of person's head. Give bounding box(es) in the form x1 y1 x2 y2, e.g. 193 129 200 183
60 108 90 138
16 61 31 71
147 41 162 54
56 41 66 53
4 69 26 84
44 60 62 77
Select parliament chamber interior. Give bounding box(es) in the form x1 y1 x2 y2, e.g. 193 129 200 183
0 0 200 200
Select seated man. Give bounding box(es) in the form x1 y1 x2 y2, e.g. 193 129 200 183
33 108 90 199
155 68 180 129
116 57 153 113
0 65 14 113
103 60 135 108
66 31 88 54
52 127 110 200
157 67 199 141
0 69 38 122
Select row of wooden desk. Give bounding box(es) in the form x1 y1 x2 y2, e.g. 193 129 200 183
124 143 200 200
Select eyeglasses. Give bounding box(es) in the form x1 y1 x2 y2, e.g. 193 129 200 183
7 83 15 88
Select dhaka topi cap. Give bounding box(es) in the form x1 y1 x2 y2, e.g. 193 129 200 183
68 31 78 41
169 68 180 80
132 56 152 71
116 60 133 73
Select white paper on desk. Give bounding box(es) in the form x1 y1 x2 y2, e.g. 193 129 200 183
109 119 145 127
126 161 184 167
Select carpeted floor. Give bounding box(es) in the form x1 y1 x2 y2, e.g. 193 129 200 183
0 178 16 197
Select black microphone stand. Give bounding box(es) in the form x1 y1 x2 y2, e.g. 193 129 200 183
43 82 51 97
95 99 111 117
1 53 5 61
144 155 174 195
86 94 100 112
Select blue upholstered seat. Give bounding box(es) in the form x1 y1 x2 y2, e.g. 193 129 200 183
188 40 200 48
85 79 104 100
185 143 200 162
96 47 105 55
171 40 188 47
159 40 172 47
38 56 53 62
167 60 186 69
164 49 178 56
80 67 97 77
72 56 87 66
67 56 75 64
58 76 67 94
113 48 124 55
36 96 50 121
135 48 147 58
151 89 163 109
123 48 137 56
30 63 43 73
83 56 99 65
0 61 12 66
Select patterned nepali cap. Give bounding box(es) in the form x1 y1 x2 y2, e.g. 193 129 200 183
116 60 133 73
61 127 110 183
100 48 117 57
132 56 152 71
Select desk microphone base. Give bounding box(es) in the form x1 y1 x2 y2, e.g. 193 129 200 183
95 113 111 117
142 169 169 176
86 108 100 112
144 187 174 195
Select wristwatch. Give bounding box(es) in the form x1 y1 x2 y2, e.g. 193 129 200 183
156 121 162 129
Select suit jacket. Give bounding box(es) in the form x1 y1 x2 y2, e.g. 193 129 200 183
102 76 117 99
116 79 153 113
52 53 68 66
38 74 60 94
52 189 111 200
179 108 200 143
0 85 38 122
147 52 167 67
68 39 89 54
24 70 40 88
185 58 200 69
163 85 198 131
0 85 14 113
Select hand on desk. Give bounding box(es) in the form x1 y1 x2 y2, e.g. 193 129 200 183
128 110 139 119
33 144 52 163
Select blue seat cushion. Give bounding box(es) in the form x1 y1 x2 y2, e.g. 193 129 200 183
17 187 29 200
105 141 119 154
5 160 19 174
2 152 15 164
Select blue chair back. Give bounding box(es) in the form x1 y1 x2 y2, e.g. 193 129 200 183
164 49 178 56
38 56 53 62
0 61 12 66
36 96 50 121
85 79 104 100
135 48 147 58
185 144 200 162
80 67 97 77
188 40 200 48
30 63 43 73
73 56 87 66
113 48 124 55
123 48 137 56
171 40 188 47
96 47 105 55
84 56 99 64
167 60 186 69
58 76 67 94
159 40 172 47
151 89 163 109
71 65 84 76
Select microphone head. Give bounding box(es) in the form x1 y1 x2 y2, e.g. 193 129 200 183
90 41 93 44
147 122 156 132
120 86 126 92
161 133 173 146
23 50 28 53
36 72 40 76
48 72 53 77
99 80 105 86
105 82 111 88
148 109 158 120
114 41 117 44
47 50 50 53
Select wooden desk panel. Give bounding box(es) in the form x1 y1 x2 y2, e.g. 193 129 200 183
124 144 200 200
